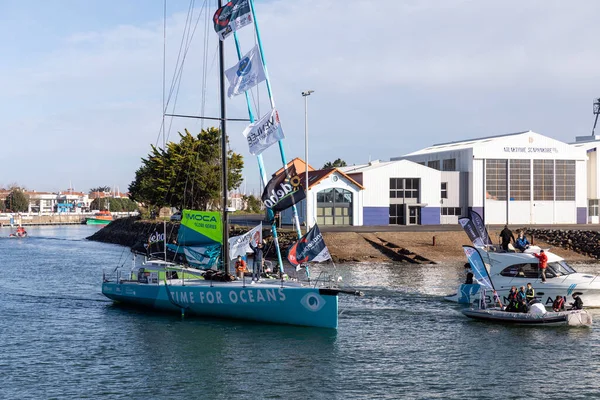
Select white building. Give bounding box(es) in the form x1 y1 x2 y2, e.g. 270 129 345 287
571 134 600 223
394 130 588 225
341 160 460 225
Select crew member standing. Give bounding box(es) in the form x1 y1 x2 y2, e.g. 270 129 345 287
533 249 548 283
249 241 264 282
499 225 515 252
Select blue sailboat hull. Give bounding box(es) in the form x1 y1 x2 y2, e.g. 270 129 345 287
102 281 339 329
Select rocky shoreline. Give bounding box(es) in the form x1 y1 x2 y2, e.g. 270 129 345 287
87 217 600 264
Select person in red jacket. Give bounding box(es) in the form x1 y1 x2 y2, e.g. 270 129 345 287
534 249 548 283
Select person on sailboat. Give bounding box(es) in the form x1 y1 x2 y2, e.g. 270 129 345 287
235 255 248 280
249 241 264 282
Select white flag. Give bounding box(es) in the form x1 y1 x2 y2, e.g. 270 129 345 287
242 108 285 155
225 45 266 98
228 223 262 260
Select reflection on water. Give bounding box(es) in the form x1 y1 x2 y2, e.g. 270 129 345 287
2 226 600 399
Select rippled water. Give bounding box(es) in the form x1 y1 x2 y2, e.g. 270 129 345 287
1 225 600 399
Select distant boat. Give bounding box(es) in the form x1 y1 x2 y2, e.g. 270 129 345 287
86 210 113 225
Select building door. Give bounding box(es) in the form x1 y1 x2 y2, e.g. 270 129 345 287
316 188 353 225
408 206 420 225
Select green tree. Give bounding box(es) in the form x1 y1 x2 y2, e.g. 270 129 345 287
129 127 244 211
322 158 347 169
5 188 30 212
89 186 111 194
243 194 263 213
90 197 138 212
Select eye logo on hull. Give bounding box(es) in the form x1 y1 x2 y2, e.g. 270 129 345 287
300 293 325 312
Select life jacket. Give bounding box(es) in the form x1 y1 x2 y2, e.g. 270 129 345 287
525 287 535 300
553 297 564 310
508 291 518 301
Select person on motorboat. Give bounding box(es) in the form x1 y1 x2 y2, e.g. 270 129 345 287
499 225 515 252
570 294 584 310
506 286 518 312
514 232 530 252
516 286 527 312
553 295 565 312
525 283 535 304
533 249 548 283
464 263 474 284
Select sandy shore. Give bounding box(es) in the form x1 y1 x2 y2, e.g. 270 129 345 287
323 229 597 265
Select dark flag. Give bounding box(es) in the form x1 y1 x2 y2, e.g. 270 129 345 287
469 210 492 246
287 225 331 269
213 0 252 41
261 165 306 213
458 217 484 247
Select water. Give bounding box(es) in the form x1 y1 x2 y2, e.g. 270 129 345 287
2 225 600 399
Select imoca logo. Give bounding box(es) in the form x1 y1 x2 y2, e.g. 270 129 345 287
185 214 218 222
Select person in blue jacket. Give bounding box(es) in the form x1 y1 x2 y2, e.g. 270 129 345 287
515 231 530 252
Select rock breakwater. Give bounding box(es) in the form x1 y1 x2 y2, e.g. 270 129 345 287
527 228 600 259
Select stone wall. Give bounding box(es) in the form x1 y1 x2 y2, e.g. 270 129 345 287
527 229 600 259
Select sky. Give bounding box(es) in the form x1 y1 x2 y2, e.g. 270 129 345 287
1 0 600 195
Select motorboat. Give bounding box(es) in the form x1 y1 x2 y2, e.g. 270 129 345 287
446 245 600 308
462 302 592 327
86 210 113 225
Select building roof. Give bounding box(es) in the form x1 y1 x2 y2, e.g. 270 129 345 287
299 168 364 190
272 157 315 177
402 130 532 156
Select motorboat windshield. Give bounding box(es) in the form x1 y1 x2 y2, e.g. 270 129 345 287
547 260 577 277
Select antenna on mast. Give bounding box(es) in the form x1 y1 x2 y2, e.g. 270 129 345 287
592 97 600 136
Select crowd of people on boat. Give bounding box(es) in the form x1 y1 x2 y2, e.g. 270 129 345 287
502 284 583 313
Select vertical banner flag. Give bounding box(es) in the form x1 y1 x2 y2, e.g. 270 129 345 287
469 210 492 246
458 217 484 247
225 45 266 97
213 0 252 41
261 165 306 212
242 108 285 155
287 225 331 269
228 223 262 260
463 246 494 290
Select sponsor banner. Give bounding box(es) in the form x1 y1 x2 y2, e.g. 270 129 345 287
228 223 262 260
261 164 305 212
179 210 223 245
458 217 484 247
463 245 494 290
469 210 492 246
287 224 331 268
225 45 266 97
213 0 253 41
243 108 285 155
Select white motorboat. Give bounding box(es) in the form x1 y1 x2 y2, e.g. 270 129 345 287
446 245 600 308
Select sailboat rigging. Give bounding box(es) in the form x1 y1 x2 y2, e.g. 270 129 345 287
101 0 362 329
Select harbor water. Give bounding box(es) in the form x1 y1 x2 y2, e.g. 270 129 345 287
1 225 600 399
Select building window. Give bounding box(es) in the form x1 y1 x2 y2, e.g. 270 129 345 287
390 178 420 200
533 160 554 200
556 160 576 201
486 159 507 200
509 159 530 201
417 162 425 166
389 204 404 225
441 182 448 199
427 160 440 170
443 159 456 171
441 207 462 216
590 200 599 217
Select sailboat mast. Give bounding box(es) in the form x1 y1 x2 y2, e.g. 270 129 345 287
218 0 229 271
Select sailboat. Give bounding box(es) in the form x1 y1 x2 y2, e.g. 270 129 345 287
102 0 360 329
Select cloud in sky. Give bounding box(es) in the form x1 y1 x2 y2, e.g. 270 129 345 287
1 0 600 195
